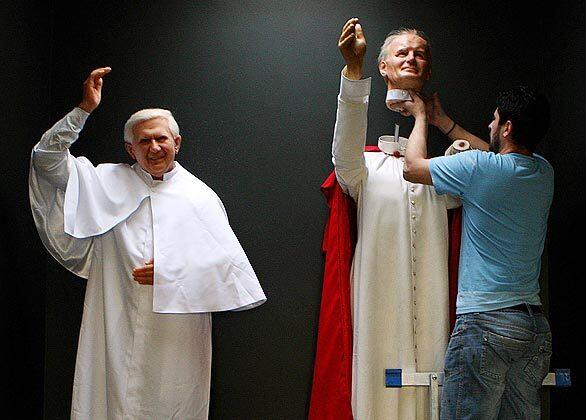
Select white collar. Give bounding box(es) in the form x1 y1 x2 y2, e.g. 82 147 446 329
378 135 409 157
133 162 180 186
386 89 412 103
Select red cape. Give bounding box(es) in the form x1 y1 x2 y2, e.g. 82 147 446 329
309 147 461 419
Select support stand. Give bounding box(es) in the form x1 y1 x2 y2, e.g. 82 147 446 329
385 368 571 420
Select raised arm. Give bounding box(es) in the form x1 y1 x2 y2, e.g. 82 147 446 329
29 67 111 278
402 93 433 184
426 93 489 151
332 18 371 200
33 67 111 189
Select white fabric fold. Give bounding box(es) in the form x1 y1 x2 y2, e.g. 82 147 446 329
62 159 266 313
332 72 460 419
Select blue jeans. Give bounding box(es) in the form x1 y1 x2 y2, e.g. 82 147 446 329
440 307 551 419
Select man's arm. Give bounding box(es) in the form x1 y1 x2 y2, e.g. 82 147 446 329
402 93 433 185
332 18 371 199
426 93 489 151
338 17 366 80
28 68 110 278
34 67 111 154
33 67 112 190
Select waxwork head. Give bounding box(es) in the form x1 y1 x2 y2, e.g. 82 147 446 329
123 109 182 180
377 29 432 92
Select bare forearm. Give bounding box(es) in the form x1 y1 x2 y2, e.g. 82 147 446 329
408 115 429 160
404 115 432 184
437 117 489 151
343 64 362 81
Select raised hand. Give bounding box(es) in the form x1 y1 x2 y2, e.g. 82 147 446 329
338 18 366 80
132 259 154 285
78 67 111 113
425 92 452 131
397 91 427 118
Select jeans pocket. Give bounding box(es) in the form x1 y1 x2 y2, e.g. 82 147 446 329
524 339 552 386
479 331 518 381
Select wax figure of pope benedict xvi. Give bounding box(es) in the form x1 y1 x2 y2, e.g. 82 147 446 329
29 67 266 420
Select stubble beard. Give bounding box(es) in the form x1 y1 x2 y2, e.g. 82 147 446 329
489 131 502 153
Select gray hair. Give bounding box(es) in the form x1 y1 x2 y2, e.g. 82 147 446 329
377 28 432 64
123 108 180 143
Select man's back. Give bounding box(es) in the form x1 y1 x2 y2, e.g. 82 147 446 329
429 150 554 313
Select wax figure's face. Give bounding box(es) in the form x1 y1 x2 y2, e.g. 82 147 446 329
489 109 503 153
125 117 181 179
378 34 431 91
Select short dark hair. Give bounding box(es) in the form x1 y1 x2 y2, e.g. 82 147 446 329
495 86 550 152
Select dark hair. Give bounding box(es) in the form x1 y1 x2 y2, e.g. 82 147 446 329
495 86 550 152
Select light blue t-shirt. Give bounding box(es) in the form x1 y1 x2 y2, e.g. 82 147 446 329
429 150 554 314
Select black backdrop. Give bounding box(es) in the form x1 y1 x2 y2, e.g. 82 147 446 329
2 1 584 418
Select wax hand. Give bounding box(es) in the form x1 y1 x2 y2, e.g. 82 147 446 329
425 92 452 130
78 67 111 113
393 91 426 118
133 259 154 285
338 18 366 80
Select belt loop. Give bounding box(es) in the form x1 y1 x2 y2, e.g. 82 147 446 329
526 304 537 329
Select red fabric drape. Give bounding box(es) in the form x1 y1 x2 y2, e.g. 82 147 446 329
309 148 462 419
448 207 462 331
308 171 355 420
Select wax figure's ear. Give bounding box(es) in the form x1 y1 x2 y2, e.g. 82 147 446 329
378 60 388 79
173 136 181 154
124 142 136 160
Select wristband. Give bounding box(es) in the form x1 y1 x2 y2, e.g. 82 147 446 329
445 121 457 136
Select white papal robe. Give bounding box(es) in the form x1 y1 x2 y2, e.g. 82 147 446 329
332 74 459 420
29 108 266 419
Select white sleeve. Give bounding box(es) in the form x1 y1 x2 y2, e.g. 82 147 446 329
331 72 371 201
29 108 94 278
31 107 89 190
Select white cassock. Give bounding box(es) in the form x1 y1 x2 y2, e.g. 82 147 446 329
332 74 459 420
29 108 266 420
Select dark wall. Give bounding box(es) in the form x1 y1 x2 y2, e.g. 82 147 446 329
3 1 582 418
543 1 586 416
1 1 51 417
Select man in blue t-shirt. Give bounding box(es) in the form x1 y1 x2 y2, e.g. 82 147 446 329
396 87 553 419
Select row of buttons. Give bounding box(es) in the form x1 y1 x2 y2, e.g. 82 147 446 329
408 185 419 361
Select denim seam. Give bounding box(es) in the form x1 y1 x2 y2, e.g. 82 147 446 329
469 319 538 335
455 337 464 419
480 332 502 380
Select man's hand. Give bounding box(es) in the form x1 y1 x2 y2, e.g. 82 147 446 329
397 92 427 119
78 67 111 114
133 259 154 285
338 18 366 80
425 92 454 133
